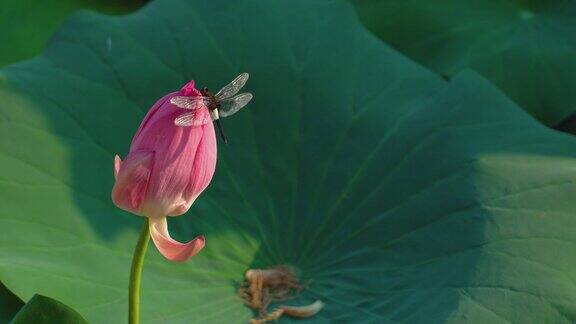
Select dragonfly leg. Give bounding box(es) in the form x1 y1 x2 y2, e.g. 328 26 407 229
214 119 228 144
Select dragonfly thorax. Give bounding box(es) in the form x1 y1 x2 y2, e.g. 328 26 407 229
200 87 220 110
200 87 220 120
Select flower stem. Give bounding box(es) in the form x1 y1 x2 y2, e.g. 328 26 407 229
129 218 150 324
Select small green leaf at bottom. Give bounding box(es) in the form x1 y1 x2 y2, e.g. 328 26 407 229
10 294 87 324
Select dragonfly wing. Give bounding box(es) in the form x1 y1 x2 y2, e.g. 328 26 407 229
174 112 195 126
219 92 253 118
174 111 211 127
215 73 249 100
170 96 210 110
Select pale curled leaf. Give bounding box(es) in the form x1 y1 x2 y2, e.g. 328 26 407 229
279 300 325 318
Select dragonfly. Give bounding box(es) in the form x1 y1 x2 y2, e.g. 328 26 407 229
170 73 253 144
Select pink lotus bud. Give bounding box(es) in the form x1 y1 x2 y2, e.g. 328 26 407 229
112 80 216 262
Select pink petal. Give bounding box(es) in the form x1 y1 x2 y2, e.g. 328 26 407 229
180 119 217 210
111 150 153 215
149 217 205 262
114 155 122 180
179 80 201 97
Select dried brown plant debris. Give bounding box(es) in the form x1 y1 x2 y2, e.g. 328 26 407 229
238 265 324 323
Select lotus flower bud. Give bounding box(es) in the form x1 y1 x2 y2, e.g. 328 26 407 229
112 80 216 262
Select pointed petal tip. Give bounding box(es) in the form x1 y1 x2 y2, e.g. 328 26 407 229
114 155 122 180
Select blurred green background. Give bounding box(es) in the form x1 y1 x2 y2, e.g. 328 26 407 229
0 0 142 67
0 0 141 321
353 0 576 128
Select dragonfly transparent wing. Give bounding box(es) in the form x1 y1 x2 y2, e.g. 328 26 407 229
170 96 211 110
218 92 253 118
214 73 249 100
174 111 211 127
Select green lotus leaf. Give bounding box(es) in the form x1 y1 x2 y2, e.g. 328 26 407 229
10 294 87 324
1 0 576 323
353 0 576 126
0 282 23 323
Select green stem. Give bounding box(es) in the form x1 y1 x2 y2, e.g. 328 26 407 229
129 218 150 324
